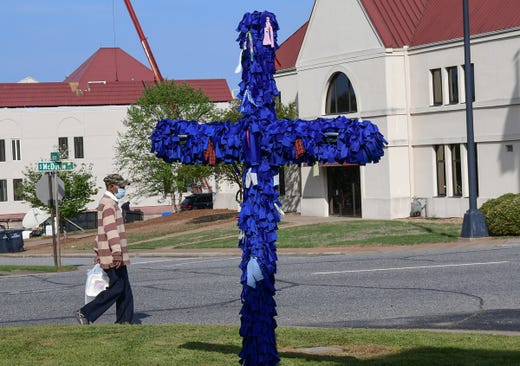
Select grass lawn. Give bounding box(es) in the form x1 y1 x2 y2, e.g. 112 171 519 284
130 219 462 250
0 324 518 365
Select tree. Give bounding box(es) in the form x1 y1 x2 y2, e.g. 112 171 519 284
18 163 98 222
117 81 300 208
116 81 219 210
275 99 298 120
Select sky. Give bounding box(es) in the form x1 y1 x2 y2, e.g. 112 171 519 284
0 0 315 93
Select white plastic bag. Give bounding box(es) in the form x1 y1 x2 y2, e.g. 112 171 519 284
84 263 109 304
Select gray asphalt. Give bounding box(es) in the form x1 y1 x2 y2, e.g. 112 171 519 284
1 239 520 332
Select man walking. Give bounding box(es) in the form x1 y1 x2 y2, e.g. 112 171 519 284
75 173 134 324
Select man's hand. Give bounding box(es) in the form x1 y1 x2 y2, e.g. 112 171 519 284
113 259 122 269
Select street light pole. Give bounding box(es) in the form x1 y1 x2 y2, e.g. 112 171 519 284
461 0 488 238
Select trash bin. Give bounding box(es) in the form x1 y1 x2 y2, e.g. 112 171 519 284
124 210 143 224
0 230 8 253
65 211 98 232
0 229 24 253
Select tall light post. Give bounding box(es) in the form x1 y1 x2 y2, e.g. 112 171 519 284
461 0 488 238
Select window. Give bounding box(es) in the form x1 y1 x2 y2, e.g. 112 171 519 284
0 180 7 202
13 179 23 201
447 66 459 104
0 139 5 162
326 72 357 114
74 136 84 159
58 137 68 158
450 144 462 197
436 144 478 198
473 144 480 197
11 139 21 160
430 66 471 105
435 145 446 197
462 63 475 102
431 68 443 106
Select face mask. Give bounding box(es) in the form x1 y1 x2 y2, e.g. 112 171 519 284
115 188 126 200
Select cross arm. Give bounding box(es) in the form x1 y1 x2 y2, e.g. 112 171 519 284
150 118 246 165
150 115 387 167
250 115 388 167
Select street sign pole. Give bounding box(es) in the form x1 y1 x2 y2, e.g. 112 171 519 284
47 173 59 267
37 152 73 267
54 172 61 267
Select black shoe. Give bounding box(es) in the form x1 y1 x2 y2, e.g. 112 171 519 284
75 310 90 325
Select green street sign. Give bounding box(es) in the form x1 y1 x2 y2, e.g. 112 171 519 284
50 152 60 161
37 161 75 172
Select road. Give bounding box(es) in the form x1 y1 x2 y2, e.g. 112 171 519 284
1 241 519 331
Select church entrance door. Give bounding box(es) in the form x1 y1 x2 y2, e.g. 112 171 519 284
327 166 361 217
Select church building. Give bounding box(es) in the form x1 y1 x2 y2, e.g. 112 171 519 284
275 0 520 219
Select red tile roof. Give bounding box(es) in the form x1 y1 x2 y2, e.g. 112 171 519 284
0 79 232 108
277 0 520 70
362 0 520 47
275 22 309 71
64 47 155 88
0 46 232 107
410 0 520 46
361 0 428 48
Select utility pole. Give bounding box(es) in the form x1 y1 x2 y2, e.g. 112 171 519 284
460 0 488 238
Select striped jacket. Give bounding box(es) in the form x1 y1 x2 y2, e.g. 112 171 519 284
94 192 130 269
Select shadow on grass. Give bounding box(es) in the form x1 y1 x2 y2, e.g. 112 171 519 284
189 212 238 224
180 342 355 364
408 222 460 240
180 342 520 365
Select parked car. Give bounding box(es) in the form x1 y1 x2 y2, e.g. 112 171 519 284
180 193 214 211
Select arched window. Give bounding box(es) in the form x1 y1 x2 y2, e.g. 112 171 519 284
325 72 357 114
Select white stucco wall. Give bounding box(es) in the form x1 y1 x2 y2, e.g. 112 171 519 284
300 166 329 216
298 0 382 66
0 106 129 216
274 70 299 106
408 30 520 217
478 141 520 196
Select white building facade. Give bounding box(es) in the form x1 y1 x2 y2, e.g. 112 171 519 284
0 102 230 223
0 48 233 224
275 0 520 219
1 105 130 216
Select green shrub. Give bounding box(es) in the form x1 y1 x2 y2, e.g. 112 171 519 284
480 193 516 216
480 193 520 236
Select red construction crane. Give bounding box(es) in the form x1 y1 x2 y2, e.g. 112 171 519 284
123 0 164 82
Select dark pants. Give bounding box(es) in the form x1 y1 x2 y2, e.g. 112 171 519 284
81 265 134 324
